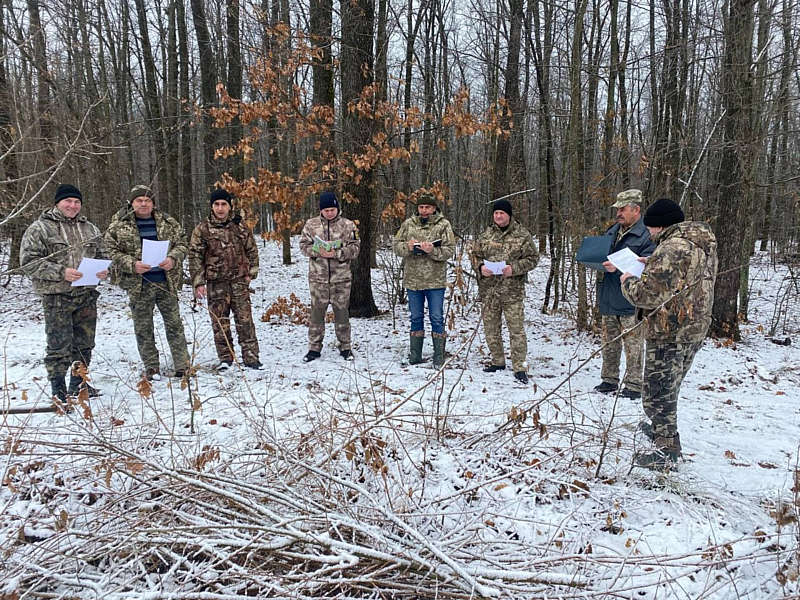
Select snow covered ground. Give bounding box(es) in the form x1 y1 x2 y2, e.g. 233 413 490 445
1 238 798 598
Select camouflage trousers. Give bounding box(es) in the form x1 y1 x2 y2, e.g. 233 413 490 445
482 296 528 372
601 314 644 392
207 280 259 363
41 290 98 380
642 340 703 449
129 283 190 371
308 280 351 351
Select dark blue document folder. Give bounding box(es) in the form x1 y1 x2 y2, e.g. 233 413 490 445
576 235 613 271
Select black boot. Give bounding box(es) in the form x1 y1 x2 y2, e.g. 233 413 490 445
68 375 101 398
50 377 67 403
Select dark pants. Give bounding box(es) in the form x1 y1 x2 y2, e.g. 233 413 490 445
208 280 259 363
42 290 98 380
643 340 703 448
129 283 190 371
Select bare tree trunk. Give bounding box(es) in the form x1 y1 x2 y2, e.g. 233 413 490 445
191 0 219 190
568 0 589 330
711 0 756 340
226 0 243 181
341 0 378 317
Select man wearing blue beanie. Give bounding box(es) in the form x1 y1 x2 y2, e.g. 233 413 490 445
299 190 361 362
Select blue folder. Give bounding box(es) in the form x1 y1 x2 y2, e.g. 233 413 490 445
576 235 613 271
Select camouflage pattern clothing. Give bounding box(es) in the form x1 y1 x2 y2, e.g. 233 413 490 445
621 221 718 343
621 221 718 454
189 214 260 363
469 220 538 371
105 206 190 371
600 314 644 392
392 212 455 290
642 340 703 452
20 207 106 379
299 214 360 351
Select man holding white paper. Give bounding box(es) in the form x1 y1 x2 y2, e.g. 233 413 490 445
20 184 108 404
105 185 190 380
594 189 655 399
469 199 538 384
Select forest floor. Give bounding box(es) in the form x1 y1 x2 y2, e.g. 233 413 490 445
1 238 798 599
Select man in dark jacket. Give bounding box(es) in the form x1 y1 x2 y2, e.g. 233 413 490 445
594 189 655 399
189 189 261 371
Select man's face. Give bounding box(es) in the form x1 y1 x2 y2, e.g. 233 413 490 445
417 204 435 217
212 199 231 220
321 207 338 221
493 210 510 228
55 197 82 219
132 196 154 219
616 203 641 228
646 225 664 239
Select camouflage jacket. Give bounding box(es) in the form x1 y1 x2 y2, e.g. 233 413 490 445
469 220 538 301
104 206 187 297
621 221 718 342
20 207 107 296
188 214 259 289
392 212 455 290
299 213 361 284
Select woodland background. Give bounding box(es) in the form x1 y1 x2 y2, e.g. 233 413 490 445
0 0 798 334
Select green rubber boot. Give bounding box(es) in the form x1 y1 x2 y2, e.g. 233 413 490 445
408 334 424 365
432 334 446 368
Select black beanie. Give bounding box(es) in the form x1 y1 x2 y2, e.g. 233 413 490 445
319 191 339 211
54 184 82 204
492 199 513 218
210 188 233 207
644 198 684 228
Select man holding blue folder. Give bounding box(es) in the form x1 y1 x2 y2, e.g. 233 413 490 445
594 189 655 398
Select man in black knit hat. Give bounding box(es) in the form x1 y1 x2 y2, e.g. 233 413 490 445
620 198 718 469
20 184 109 405
188 188 261 371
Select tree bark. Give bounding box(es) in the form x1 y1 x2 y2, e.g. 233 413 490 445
341 0 378 317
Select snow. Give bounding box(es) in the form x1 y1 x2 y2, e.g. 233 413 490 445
0 237 798 598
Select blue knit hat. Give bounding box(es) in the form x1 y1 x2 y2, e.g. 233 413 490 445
319 191 339 211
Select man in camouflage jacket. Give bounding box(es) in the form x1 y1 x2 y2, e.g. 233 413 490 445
20 184 109 403
621 198 718 469
392 192 455 367
189 189 261 370
299 191 360 362
104 185 190 380
469 199 538 384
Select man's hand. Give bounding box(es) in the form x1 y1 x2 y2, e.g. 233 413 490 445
602 260 617 273
195 285 206 299
480 265 493 277
159 257 176 271
418 241 433 253
620 272 633 284
64 268 82 282
319 249 335 259
96 270 109 280
407 239 419 251
502 265 513 278
134 261 152 274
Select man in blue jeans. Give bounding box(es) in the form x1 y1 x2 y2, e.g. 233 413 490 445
393 192 455 367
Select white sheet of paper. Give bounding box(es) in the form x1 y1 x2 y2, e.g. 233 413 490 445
142 239 170 267
607 247 645 278
71 258 112 287
484 260 507 275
